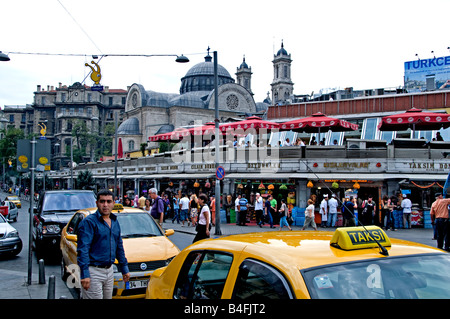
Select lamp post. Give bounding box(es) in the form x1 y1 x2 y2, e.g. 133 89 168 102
213 51 222 235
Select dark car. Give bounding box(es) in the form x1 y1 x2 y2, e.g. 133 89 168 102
32 190 96 260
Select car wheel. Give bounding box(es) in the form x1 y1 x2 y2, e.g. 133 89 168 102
11 240 22 256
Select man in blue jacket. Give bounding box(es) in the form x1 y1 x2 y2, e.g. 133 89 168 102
77 189 130 299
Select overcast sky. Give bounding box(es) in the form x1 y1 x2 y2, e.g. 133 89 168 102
0 0 448 108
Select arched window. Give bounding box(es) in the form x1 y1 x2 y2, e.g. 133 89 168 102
128 140 135 151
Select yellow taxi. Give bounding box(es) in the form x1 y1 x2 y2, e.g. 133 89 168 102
60 204 180 299
146 226 450 299
5 196 21 208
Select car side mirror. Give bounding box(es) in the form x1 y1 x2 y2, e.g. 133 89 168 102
66 234 77 242
165 229 175 237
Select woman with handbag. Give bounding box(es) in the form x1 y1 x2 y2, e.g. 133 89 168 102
189 194 199 227
278 199 292 231
193 194 211 243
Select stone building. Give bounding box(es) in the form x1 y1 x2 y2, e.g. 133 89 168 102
2 82 127 169
117 50 262 154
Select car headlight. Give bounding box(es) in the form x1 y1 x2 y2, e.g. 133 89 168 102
165 256 176 266
5 230 19 238
42 224 61 234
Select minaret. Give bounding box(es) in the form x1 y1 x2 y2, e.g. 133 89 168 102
236 55 253 96
271 41 294 104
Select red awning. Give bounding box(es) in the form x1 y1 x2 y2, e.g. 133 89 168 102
279 112 358 133
378 108 450 132
219 116 280 133
148 123 220 142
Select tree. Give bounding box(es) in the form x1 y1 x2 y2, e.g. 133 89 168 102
140 143 147 157
0 127 25 180
76 169 95 190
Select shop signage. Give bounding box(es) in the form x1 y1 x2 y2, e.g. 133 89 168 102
247 163 281 169
323 162 370 169
191 164 215 171
408 162 450 170
160 165 179 171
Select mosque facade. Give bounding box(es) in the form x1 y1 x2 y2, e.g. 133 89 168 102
117 47 285 154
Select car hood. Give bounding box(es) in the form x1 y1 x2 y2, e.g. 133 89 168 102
0 222 17 235
42 213 74 224
122 236 179 263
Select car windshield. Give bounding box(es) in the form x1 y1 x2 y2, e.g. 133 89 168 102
42 192 96 213
116 212 163 238
7 196 18 200
303 254 450 299
0 215 6 223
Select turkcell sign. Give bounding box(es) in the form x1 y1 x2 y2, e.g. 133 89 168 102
404 55 450 92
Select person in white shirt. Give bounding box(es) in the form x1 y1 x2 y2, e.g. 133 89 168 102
179 193 190 227
401 194 413 229
302 199 317 230
193 193 211 243
327 194 339 227
320 194 328 227
235 194 241 225
254 193 264 227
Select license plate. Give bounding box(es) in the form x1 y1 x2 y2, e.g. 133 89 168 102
128 280 148 289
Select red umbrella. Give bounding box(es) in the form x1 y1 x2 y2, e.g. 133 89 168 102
148 123 220 142
378 108 450 133
219 116 280 133
279 112 358 133
117 138 123 158
148 127 191 142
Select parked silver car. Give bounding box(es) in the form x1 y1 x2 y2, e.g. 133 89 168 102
2 201 18 222
0 214 22 256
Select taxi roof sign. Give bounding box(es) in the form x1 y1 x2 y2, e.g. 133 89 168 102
113 203 124 211
330 226 391 252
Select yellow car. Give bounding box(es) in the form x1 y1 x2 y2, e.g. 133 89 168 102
60 204 179 299
146 226 450 299
5 196 21 208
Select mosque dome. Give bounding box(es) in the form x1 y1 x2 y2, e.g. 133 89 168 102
276 42 288 56
117 117 140 135
180 51 234 94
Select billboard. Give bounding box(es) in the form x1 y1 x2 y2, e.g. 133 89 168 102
404 56 450 92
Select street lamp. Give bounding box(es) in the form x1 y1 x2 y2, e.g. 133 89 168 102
0 51 9 61
213 51 222 235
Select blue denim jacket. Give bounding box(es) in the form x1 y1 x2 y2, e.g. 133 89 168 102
77 210 129 279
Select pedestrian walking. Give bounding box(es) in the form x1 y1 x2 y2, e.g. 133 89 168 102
320 194 328 227
302 199 317 230
235 194 241 225
238 194 249 226
172 194 180 224
264 195 275 228
255 193 264 227
193 194 211 243
189 194 199 227
342 197 357 227
179 193 190 227
361 195 376 225
77 189 130 299
149 188 165 226
143 198 151 213
430 193 450 251
401 194 412 229
278 199 292 231
209 195 216 226
327 194 338 227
